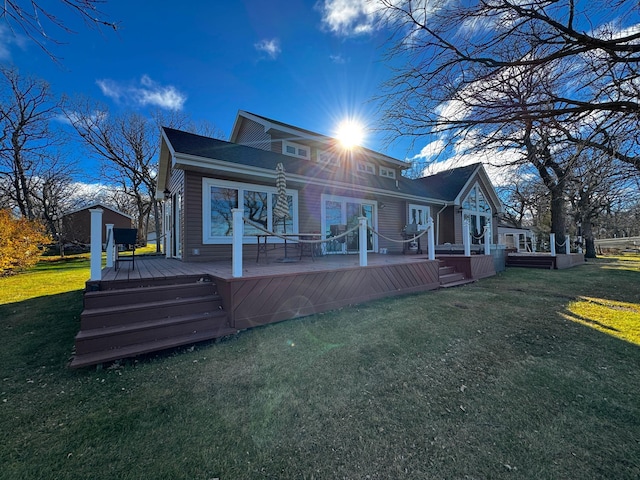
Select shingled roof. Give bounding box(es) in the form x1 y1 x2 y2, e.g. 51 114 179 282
161 127 492 207
413 163 481 202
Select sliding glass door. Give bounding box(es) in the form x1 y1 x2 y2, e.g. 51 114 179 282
322 195 376 254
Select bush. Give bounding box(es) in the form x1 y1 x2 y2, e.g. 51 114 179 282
0 209 51 276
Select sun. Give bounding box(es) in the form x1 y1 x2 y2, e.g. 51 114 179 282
336 119 365 149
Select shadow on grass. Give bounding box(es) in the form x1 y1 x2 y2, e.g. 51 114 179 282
0 290 83 372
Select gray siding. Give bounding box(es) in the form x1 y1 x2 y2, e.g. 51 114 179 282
235 118 272 151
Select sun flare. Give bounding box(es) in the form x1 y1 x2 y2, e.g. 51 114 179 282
336 119 365 149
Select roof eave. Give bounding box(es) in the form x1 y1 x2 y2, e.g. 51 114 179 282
172 152 445 205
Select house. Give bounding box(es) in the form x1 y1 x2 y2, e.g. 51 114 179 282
61 202 132 245
71 111 506 368
156 110 503 262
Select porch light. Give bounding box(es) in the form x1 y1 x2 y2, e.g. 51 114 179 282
163 189 170 200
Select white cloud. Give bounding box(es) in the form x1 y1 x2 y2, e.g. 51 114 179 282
96 75 186 111
318 0 380 36
329 53 347 64
254 38 281 59
410 138 446 163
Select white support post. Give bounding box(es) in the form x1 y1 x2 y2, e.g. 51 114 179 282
550 233 556 257
565 234 571 254
484 223 491 256
89 208 103 281
105 224 114 268
358 216 368 267
463 219 471 257
427 217 435 261
232 208 243 278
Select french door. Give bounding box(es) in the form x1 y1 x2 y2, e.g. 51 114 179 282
322 195 376 254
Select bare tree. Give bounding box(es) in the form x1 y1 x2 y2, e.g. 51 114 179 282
1 0 117 61
377 0 640 170
0 67 63 220
568 151 637 257
64 98 224 252
64 99 159 248
498 175 548 229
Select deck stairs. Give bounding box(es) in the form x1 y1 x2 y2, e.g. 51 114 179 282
70 276 237 368
438 260 474 288
506 255 555 269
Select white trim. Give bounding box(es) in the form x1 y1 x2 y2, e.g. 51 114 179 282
320 193 378 253
202 177 298 244
174 152 447 206
379 166 396 179
232 111 410 168
407 204 430 230
318 148 339 166
357 161 375 175
282 140 310 160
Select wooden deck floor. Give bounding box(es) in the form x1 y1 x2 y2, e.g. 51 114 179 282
101 253 435 282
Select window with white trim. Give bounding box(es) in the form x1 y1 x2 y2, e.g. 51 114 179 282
462 183 492 244
202 178 298 244
357 162 375 174
282 140 309 159
379 166 396 179
318 149 339 166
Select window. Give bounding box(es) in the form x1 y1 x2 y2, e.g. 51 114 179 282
318 149 339 166
282 140 309 159
408 204 430 230
357 162 375 174
379 166 396 179
461 183 492 244
202 178 297 244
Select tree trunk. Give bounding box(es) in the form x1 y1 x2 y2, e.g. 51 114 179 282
549 183 566 252
582 221 597 259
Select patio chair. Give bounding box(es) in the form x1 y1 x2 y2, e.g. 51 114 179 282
329 224 347 254
113 228 138 270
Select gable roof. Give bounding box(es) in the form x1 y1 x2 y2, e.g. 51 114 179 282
159 126 501 212
230 110 409 169
414 163 480 202
160 127 442 203
63 202 132 219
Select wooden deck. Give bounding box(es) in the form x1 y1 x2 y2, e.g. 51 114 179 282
73 253 495 368
97 253 439 282
506 252 585 269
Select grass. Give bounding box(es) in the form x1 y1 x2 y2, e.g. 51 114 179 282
1 254 639 479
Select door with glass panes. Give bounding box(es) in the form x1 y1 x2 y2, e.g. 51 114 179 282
322 195 375 254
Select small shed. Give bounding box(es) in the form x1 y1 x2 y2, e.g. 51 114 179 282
61 203 132 244
498 221 535 252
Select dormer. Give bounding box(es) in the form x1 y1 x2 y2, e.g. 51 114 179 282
229 110 409 178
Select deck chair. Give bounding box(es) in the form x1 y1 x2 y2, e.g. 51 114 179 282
113 228 138 270
329 224 347 254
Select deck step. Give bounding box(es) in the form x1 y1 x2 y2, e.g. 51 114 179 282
84 281 217 309
74 311 229 355
438 265 456 276
506 256 554 269
70 327 237 369
72 278 236 368
80 295 223 330
440 278 475 288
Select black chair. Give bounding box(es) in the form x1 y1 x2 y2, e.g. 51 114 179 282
113 228 138 270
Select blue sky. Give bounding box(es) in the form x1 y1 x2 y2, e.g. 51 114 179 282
2 0 409 169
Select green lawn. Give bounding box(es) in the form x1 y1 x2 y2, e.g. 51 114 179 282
1 255 639 479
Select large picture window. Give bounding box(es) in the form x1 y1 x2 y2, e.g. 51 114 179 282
462 184 492 244
203 178 297 244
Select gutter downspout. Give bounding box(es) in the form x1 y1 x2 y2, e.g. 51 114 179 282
435 203 449 246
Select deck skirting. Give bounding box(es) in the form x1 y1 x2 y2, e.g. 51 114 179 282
216 260 441 330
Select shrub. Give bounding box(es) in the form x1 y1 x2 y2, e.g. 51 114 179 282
0 209 51 276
